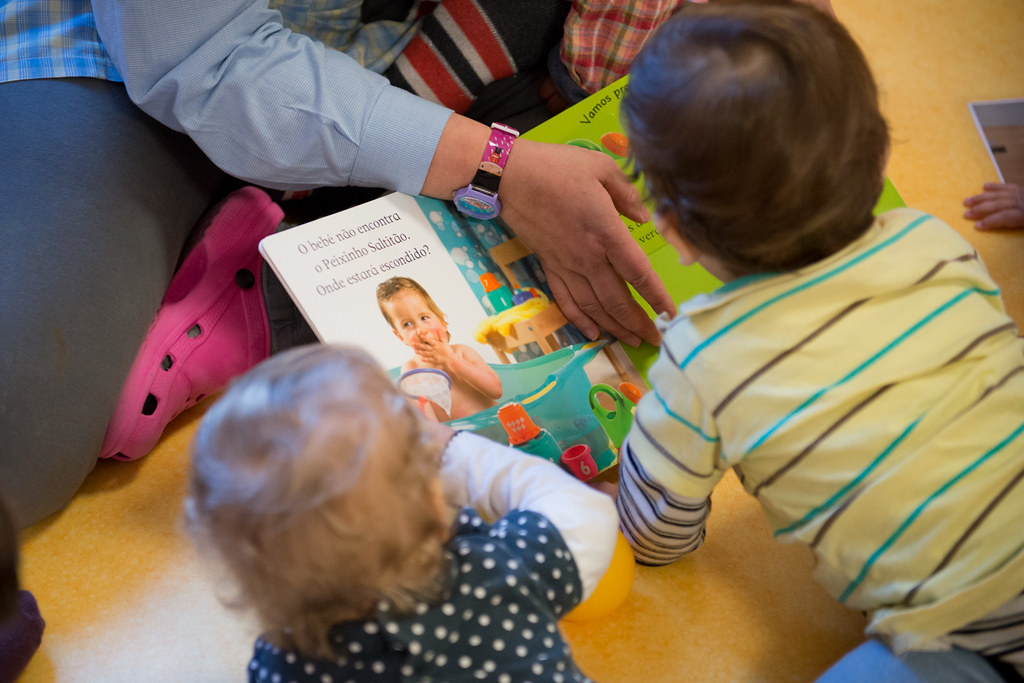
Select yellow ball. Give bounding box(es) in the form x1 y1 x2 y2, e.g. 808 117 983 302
563 531 635 622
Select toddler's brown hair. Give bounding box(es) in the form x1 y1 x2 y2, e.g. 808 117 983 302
623 0 890 276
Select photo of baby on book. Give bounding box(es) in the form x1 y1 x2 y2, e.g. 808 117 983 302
376 274 503 421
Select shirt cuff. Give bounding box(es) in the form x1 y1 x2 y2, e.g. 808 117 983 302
350 84 453 196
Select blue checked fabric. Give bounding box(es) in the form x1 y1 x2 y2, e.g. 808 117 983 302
0 0 419 85
0 0 121 83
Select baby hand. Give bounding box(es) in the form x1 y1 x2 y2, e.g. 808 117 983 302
413 331 452 367
963 182 1024 230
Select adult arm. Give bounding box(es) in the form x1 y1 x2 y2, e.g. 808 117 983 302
440 431 618 601
91 0 448 194
92 0 674 345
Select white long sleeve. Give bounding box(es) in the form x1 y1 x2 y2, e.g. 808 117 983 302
440 432 619 601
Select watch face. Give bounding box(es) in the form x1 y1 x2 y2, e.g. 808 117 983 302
458 196 495 213
454 192 499 219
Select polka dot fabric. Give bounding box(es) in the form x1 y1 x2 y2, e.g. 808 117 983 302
248 507 593 682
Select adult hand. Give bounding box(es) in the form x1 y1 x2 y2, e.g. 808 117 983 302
422 115 674 347
963 182 1024 230
499 139 675 348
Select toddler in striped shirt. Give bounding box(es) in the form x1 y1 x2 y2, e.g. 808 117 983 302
617 2 1024 680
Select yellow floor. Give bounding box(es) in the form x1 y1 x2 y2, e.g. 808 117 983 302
17 1 1024 681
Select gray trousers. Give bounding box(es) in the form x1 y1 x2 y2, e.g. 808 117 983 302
0 78 226 528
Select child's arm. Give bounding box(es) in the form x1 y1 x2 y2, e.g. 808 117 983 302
615 438 711 566
615 357 718 566
448 345 503 399
440 431 618 600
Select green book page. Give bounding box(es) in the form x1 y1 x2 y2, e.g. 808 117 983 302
877 176 906 214
522 76 906 377
522 77 718 375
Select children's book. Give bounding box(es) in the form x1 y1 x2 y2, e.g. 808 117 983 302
259 76 905 480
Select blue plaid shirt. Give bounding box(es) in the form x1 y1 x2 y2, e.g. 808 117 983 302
0 0 416 84
271 0 419 73
0 0 447 195
0 0 121 82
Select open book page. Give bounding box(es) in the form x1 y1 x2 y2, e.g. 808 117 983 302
259 188 652 478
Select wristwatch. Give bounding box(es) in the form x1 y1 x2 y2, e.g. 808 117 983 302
453 122 519 220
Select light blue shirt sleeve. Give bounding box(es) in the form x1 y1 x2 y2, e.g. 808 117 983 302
90 0 452 193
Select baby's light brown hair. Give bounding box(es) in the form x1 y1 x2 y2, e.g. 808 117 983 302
623 0 890 276
376 276 447 330
186 344 449 658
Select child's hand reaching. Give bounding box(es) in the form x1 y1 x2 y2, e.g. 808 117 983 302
963 182 1024 230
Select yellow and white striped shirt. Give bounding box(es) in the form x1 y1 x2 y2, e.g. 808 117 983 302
618 208 1024 652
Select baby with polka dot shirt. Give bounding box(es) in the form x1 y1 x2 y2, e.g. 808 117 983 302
186 344 620 682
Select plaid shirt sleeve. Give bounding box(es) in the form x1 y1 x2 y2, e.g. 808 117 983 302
0 0 122 83
559 0 699 94
268 0 421 73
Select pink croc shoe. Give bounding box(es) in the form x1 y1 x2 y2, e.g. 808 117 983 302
100 186 284 461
